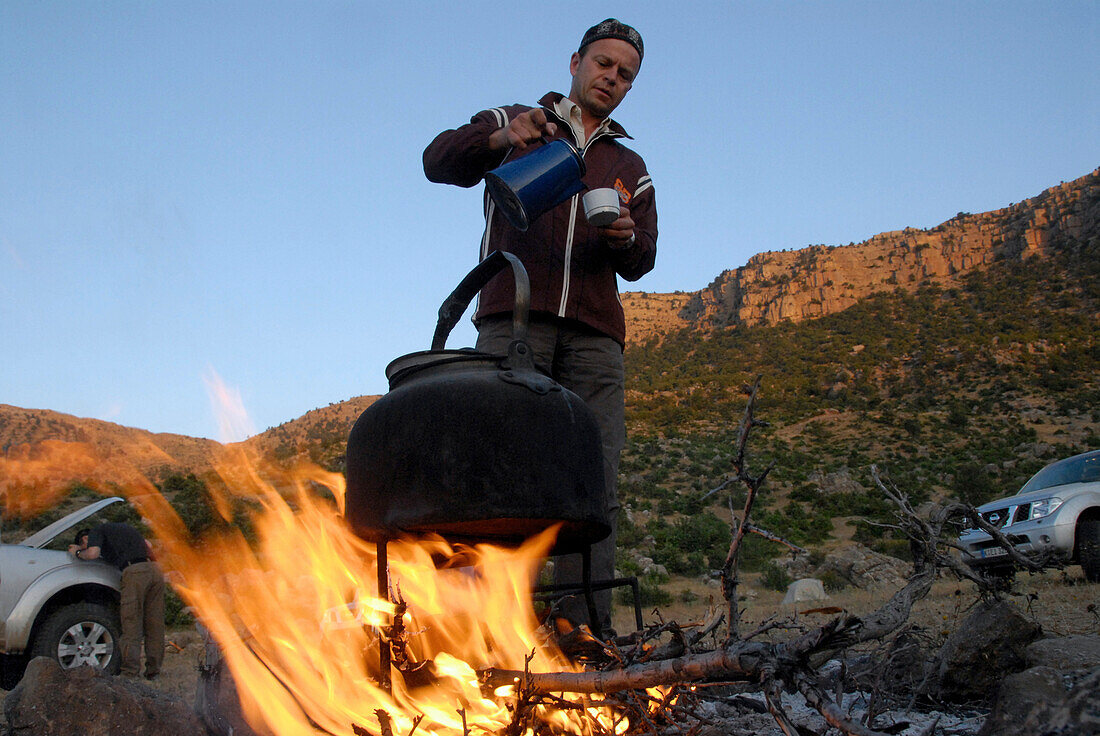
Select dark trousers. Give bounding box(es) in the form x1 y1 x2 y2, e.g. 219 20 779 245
119 561 166 677
476 315 625 630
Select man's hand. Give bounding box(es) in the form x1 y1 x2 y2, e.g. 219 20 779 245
598 207 636 249
68 544 80 557
488 108 558 152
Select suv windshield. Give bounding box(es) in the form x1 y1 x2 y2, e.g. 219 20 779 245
1020 451 1100 494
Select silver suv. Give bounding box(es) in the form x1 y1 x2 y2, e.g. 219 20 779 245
958 449 1100 581
0 497 124 687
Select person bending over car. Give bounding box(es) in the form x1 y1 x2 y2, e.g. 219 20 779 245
70 522 165 679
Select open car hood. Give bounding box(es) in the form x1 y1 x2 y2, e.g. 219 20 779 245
19 497 125 549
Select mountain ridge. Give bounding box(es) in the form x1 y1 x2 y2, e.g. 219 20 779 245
0 404 223 477
621 166 1099 344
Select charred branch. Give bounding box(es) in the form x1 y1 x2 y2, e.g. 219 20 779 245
794 672 888 736
481 641 772 693
762 680 801 736
374 709 395 736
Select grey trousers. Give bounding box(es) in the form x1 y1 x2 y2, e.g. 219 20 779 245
476 315 625 630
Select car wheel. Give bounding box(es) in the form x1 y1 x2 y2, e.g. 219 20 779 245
30 602 121 674
1078 516 1100 583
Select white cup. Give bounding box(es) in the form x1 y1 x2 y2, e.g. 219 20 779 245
583 188 622 227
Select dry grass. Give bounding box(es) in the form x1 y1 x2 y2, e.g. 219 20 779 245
614 566 1100 645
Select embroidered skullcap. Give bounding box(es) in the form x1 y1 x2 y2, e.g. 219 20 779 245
579 18 643 62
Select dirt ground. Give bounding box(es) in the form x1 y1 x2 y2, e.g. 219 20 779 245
142 627 206 707
4 566 1097 717
0 627 204 709
613 564 1100 649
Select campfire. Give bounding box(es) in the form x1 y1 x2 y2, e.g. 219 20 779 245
5 435 679 735
129 444 631 736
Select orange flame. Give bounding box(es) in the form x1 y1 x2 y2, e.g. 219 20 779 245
3 449 623 733
140 443 606 736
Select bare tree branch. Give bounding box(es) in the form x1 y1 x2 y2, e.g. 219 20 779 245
763 680 800 736
720 375 774 643
744 523 807 555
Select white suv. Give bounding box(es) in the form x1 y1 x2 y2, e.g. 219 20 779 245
958 449 1100 581
0 497 125 688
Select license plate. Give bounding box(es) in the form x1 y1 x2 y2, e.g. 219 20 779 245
980 548 1008 558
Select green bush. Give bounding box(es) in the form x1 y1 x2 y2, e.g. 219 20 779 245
819 570 848 593
164 587 194 628
158 473 216 538
953 462 996 506
735 535 777 572
616 573 671 607
870 538 913 562
760 561 791 592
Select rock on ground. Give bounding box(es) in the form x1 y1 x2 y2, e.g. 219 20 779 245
780 543 910 592
981 634 1100 736
3 657 205 736
935 600 1044 703
990 668 1100 736
1026 634 1100 671
979 666 1069 735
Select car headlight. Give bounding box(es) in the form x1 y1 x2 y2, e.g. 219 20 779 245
1029 497 1063 520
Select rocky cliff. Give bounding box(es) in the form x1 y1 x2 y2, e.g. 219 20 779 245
622 166 1099 345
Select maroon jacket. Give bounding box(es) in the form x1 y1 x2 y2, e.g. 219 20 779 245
423 92 657 346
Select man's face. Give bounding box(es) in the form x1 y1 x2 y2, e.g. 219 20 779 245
568 38 640 120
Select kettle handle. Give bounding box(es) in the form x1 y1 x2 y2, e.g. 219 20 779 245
431 250 530 351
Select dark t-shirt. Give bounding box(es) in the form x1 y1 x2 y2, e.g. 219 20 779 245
87 522 148 571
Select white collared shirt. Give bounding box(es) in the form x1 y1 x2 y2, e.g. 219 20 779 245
553 97 612 148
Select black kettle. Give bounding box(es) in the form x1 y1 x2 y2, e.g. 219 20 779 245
345 251 609 554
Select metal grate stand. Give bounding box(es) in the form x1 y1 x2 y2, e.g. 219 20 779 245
375 540 642 694
533 546 644 637
376 540 392 693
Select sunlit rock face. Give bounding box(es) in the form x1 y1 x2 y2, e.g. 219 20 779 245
623 167 1099 344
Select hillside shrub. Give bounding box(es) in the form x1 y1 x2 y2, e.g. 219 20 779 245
760 561 791 592
164 587 194 627
159 473 217 538
870 537 913 562
953 462 996 506
819 570 848 593
616 573 671 607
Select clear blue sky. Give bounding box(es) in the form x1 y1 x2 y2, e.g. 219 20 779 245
3 1 1097 441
